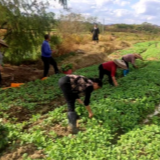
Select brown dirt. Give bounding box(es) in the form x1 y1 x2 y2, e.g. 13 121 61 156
35 96 66 115
0 144 45 160
3 96 66 124
1 64 44 87
6 106 32 122
49 123 85 137
51 124 70 137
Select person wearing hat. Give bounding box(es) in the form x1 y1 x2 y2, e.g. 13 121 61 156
122 53 143 76
0 39 8 87
59 74 103 134
98 60 127 86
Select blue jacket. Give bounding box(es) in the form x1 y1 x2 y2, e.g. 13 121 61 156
41 40 52 57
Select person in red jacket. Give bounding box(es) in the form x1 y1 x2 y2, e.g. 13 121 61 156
98 59 127 86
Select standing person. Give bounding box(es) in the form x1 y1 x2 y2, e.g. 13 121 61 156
41 34 59 78
98 60 127 86
92 24 100 44
59 75 102 134
0 39 8 87
122 53 143 76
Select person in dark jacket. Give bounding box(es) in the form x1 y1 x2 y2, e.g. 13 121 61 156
59 75 102 134
92 24 100 44
41 34 59 77
98 59 127 86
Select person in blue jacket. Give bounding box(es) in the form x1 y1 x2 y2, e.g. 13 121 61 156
41 34 59 77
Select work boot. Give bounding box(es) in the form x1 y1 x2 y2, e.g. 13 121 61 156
67 112 78 134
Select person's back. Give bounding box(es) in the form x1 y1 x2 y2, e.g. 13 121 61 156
102 61 117 73
122 54 135 64
67 75 93 93
41 40 52 57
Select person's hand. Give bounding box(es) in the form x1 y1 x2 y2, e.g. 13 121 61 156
115 82 118 87
89 112 94 118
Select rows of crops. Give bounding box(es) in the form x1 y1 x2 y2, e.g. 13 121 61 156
1 41 160 159
114 41 160 60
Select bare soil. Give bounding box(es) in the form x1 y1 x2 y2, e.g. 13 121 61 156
0 144 45 160
6 106 32 122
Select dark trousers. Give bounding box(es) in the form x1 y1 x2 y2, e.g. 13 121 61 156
98 64 113 85
59 76 77 112
41 56 59 77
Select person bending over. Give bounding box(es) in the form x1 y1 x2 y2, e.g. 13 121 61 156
59 75 102 134
122 53 143 76
99 59 127 86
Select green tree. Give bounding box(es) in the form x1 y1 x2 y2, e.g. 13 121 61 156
0 0 67 64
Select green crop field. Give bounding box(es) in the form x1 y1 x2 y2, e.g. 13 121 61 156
113 41 160 60
1 41 160 160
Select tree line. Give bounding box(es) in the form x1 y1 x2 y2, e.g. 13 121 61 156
105 22 160 34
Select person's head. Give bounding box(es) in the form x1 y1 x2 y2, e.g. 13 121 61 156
44 34 50 41
90 78 103 90
134 53 142 59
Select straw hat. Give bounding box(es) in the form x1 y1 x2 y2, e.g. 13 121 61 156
0 39 8 48
114 59 127 69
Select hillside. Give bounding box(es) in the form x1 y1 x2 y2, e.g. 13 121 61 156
0 41 160 160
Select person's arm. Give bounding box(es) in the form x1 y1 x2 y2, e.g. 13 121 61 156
112 76 118 86
85 105 94 118
135 54 143 61
84 86 94 118
77 98 93 117
111 64 118 86
133 64 138 68
131 55 138 68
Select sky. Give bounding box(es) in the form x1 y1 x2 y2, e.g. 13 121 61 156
47 0 160 25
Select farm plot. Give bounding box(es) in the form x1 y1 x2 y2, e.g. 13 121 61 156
1 42 160 159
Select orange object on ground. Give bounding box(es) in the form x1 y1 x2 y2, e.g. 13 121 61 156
41 77 48 80
10 83 24 87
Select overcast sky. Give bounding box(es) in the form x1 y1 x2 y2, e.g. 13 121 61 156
48 0 160 25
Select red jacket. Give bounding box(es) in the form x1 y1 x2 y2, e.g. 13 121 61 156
102 61 117 77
